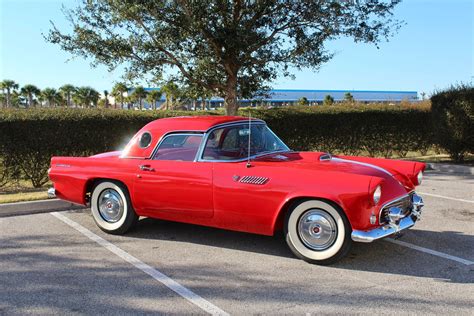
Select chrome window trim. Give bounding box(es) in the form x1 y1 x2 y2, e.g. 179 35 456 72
150 132 205 162
196 121 291 163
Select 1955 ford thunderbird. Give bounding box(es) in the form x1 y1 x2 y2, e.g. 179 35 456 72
49 116 425 264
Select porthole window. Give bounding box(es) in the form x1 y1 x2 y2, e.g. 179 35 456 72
138 132 152 148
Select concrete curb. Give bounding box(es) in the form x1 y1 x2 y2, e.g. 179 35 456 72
426 163 474 175
0 199 84 218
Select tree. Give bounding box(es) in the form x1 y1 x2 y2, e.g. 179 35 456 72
160 81 179 110
146 90 162 110
41 88 61 107
297 97 309 106
20 84 41 108
59 84 76 107
323 95 334 106
1 80 19 107
344 92 354 102
47 1 402 115
103 90 110 108
111 82 128 109
131 86 147 109
73 86 99 108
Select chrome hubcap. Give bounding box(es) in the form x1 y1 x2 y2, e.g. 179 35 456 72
98 189 124 223
298 209 337 251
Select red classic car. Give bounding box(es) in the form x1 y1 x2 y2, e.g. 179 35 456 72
49 116 425 264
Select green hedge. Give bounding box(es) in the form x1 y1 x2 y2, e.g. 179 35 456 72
0 104 434 188
431 85 474 162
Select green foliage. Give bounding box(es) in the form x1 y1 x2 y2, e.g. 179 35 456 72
147 90 163 110
46 0 402 115
73 87 100 108
243 103 433 158
0 104 435 187
431 84 474 161
111 83 128 109
1 80 19 108
323 95 334 106
344 92 354 102
20 84 41 108
131 86 147 109
297 97 309 106
41 88 63 107
59 84 77 107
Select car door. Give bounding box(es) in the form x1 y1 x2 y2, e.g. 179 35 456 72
133 133 214 218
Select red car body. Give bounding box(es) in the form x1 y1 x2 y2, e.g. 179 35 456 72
49 116 425 260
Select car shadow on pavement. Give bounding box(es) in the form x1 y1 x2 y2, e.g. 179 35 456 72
128 217 473 284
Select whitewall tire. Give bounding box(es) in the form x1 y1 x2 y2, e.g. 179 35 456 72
91 181 138 234
284 199 352 265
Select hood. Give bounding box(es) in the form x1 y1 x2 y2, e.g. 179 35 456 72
254 151 413 201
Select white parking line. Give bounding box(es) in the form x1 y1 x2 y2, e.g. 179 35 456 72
50 212 229 316
386 239 473 266
418 192 474 204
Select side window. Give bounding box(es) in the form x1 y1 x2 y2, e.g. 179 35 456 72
153 134 203 161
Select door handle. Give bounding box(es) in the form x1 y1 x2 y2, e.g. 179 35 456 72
139 164 155 172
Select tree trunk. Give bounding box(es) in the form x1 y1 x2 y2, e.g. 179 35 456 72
224 76 239 116
6 90 11 108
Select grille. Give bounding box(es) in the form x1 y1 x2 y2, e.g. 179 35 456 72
379 193 413 224
239 176 269 185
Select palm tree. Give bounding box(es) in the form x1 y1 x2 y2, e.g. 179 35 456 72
1 80 19 107
41 88 60 107
20 84 41 108
131 86 147 109
103 90 109 108
111 82 128 109
146 90 162 110
160 81 179 110
73 87 99 108
59 84 76 107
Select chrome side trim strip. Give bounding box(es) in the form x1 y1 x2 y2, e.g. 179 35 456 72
331 157 393 176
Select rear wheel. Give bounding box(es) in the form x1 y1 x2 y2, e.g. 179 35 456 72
284 199 352 265
91 181 138 234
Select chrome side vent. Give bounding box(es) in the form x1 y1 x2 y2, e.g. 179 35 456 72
239 176 269 185
320 153 332 161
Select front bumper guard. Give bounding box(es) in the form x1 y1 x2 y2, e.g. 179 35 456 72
352 193 424 243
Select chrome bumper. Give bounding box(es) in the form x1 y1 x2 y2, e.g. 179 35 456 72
47 187 56 198
352 193 424 243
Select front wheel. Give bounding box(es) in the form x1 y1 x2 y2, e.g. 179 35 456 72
284 199 352 265
91 181 138 234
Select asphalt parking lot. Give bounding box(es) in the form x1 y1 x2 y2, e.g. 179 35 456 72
1 170 473 315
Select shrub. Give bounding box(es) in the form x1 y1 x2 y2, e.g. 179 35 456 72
431 84 474 161
0 109 216 187
323 95 334 106
0 104 434 188
248 103 433 158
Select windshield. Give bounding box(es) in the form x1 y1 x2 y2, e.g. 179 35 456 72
202 123 289 161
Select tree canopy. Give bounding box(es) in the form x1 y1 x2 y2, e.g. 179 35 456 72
47 0 402 115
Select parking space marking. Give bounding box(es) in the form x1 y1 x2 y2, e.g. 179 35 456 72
386 239 473 265
418 192 474 204
50 212 229 316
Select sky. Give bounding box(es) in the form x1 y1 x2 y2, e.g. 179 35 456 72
0 0 473 97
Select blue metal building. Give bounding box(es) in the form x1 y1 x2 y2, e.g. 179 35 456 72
129 88 418 108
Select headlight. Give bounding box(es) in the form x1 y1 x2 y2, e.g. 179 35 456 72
417 171 423 185
373 185 382 205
